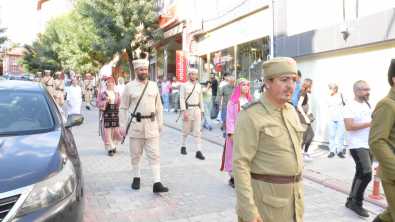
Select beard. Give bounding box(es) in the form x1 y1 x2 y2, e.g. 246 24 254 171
138 74 147 81
358 94 369 102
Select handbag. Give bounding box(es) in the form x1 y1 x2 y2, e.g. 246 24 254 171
307 114 315 123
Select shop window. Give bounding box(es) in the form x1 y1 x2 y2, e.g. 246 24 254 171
236 37 270 98
166 40 182 81
157 46 165 85
208 46 235 84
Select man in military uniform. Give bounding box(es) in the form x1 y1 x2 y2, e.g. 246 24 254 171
180 68 205 160
53 71 65 107
76 74 83 88
43 70 54 97
233 57 307 222
83 73 94 110
34 72 43 83
119 60 168 193
369 59 395 222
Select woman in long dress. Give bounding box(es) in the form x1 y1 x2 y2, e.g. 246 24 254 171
220 78 252 188
96 77 122 156
116 77 125 96
67 77 82 115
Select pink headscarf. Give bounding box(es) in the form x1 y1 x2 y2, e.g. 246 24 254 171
229 78 252 103
100 77 118 93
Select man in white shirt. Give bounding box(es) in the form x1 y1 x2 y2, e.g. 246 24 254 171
343 80 373 218
171 76 181 113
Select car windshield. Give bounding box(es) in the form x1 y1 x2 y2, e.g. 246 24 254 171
0 91 54 136
65 79 71 87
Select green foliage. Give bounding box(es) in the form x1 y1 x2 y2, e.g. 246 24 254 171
10 42 21 48
77 0 162 78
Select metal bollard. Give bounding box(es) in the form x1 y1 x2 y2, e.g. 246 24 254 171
368 166 384 200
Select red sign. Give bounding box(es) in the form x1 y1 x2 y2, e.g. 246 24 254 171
214 52 223 72
176 50 187 83
158 4 178 29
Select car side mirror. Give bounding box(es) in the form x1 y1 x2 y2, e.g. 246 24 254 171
66 114 84 128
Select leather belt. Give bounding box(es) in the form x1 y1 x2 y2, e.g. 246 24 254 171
188 104 199 107
86 88 93 91
251 173 302 184
46 85 53 86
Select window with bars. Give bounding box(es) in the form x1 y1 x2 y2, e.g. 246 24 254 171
65 0 76 9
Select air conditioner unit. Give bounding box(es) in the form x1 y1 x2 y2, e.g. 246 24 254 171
187 17 202 34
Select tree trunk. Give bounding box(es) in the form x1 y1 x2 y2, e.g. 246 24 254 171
126 48 135 81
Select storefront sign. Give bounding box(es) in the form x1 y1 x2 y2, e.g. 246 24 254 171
176 50 187 83
157 4 178 29
197 9 271 55
214 52 223 72
148 24 183 47
214 54 231 65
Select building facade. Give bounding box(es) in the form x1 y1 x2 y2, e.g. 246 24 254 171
37 0 76 34
3 47 25 75
275 0 395 144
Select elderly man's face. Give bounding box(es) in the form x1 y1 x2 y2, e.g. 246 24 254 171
135 67 148 81
265 73 296 104
356 82 370 102
228 79 235 87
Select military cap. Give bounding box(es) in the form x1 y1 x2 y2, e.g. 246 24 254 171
261 57 297 79
75 74 81 77
86 73 91 76
55 71 61 75
132 60 149 70
37 72 42 75
44 70 51 73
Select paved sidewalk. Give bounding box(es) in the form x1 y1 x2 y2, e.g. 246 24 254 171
72 104 385 222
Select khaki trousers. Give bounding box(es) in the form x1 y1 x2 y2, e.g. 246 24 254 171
182 117 201 151
129 137 160 166
47 86 54 97
85 90 93 106
54 95 65 107
237 179 304 222
379 180 395 222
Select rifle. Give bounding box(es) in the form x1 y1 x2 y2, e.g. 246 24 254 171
176 83 196 123
121 80 149 144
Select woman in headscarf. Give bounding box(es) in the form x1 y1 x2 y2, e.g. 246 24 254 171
220 78 252 188
116 77 125 96
67 77 82 115
96 77 123 156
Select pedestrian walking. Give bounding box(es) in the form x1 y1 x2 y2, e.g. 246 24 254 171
54 71 65 107
119 60 168 193
34 72 43 83
214 73 229 125
218 76 236 138
116 77 125 96
297 78 315 162
67 77 83 115
201 81 213 131
327 83 347 158
343 80 373 217
83 73 94 110
179 68 205 160
161 76 171 112
76 74 83 88
210 73 219 118
292 70 303 109
97 77 122 157
233 57 306 222
171 76 181 113
369 59 395 222
43 70 54 97
221 78 252 188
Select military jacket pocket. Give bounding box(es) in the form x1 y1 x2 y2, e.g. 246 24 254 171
264 127 284 137
262 126 285 150
258 194 291 221
131 118 142 132
262 194 289 208
293 125 307 144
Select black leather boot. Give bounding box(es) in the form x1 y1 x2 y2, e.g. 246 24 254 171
131 177 140 190
372 215 383 222
153 182 169 193
86 106 90 110
181 147 187 155
196 151 205 160
349 202 369 217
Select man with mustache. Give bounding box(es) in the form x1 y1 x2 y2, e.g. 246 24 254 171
233 57 307 222
369 59 395 222
119 59 168 193
343 80 372 217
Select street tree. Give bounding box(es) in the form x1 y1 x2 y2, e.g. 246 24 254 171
77 0 162 79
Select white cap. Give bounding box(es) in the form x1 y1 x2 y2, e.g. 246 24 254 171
45 70 51 73
187 68 198 75
55 71 61 75
37 72 42 74
76 74 81 77
86 73 91 76
132 59 149 70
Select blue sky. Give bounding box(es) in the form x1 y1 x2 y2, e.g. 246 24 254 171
0 0 39 45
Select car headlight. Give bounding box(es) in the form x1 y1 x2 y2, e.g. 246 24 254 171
15 160 76 217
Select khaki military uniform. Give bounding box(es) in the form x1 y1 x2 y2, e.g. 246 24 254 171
233 95 307 222
83 80 94 106
369 89 395 222
54 79 65 107
119 78 163 167
180 81 204 151
34 77 43 84
43 76 54 97
77 79 83 88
